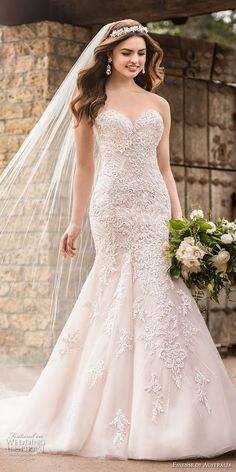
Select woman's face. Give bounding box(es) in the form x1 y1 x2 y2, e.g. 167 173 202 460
109 36 146 78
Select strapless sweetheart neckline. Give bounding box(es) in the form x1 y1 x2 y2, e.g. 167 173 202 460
95 108 164 126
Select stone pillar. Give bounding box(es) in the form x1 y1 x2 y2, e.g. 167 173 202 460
0 21 91 171
0 21 91 365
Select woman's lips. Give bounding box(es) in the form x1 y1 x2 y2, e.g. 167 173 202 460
126 66 139 71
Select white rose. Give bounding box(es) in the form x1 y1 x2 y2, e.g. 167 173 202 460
211 249 230 273
179 242 204 260
222 219 229 226
162 241 170 252
226 222 236 231
221 233 234 244
176 242 193 262
183 236 195 245
190 209 204 220
206 222 216 234
183 259 201 271
192 246 205 259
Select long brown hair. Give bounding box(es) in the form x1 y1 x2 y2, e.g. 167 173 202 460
70 19 165 127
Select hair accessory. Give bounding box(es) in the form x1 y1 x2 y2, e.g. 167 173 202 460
110 24 148 38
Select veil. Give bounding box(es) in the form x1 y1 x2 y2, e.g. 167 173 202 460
0 22 113 365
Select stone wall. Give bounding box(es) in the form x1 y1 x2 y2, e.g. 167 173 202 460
156 34 236 349
0 21 91 365
0 21 90 171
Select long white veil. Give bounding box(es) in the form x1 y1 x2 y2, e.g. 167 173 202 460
0 23 112 364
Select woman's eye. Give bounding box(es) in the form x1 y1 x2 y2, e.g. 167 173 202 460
122 52 145 57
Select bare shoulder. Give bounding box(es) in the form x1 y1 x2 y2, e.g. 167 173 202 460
148 92 170 114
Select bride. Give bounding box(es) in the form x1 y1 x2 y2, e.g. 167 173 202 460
0 18 236 461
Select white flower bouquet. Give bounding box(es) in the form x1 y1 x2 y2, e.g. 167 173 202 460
163 208 236 303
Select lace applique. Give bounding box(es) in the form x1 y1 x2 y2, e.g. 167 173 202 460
90 109 202 391
132 297 150 322
134 288 200 388
176 288 192 316
103 287 125 336
176 288 200 351
90 111 171 278
58 329 80 358
159 342 187 389
79 300 99 326
87 301 101 325
144 373 164 424
109 408 130 445
194 368 212 414
115 328 133 359
94 109 164 159
103 256 131 336
87 359 105 388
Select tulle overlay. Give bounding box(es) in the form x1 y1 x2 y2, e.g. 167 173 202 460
0 109 235 460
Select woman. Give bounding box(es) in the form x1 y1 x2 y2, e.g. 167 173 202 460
0 19 236 461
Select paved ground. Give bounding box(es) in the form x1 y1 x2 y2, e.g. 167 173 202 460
0 450 235 472
0 357 236 472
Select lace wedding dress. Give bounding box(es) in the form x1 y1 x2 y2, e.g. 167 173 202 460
0 109 236 460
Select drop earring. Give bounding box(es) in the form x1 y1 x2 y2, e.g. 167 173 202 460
106 57 112 75
142 65 145 74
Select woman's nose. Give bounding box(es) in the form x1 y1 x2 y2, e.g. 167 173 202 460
131 55 139 63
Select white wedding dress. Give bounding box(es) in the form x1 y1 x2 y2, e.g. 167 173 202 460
0 108 236 460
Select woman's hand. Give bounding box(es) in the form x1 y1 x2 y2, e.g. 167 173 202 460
172 215 183 220
60 222 81 258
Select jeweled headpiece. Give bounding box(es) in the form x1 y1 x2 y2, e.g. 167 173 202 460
109 24 148 38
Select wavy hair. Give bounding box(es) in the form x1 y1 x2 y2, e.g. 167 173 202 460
70 19 165 127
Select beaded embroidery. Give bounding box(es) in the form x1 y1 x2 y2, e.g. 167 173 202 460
88 359 105 388
115 328 133 359
195 368 212 414
144 373 164 423
58 329 80 358
109 408 130 445
89 109 209 430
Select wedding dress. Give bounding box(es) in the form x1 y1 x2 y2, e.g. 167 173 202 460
0 108 236 461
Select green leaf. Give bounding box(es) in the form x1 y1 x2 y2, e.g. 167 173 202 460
198 221 214 231
168 219 187 230
170 265 181 278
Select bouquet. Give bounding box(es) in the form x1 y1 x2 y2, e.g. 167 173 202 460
163 208 236 303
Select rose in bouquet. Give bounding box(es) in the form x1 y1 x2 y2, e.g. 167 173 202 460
163 208 236 303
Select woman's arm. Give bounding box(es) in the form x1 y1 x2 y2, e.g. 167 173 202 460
60 116 94 258
70 117 94 226
156 99 183 220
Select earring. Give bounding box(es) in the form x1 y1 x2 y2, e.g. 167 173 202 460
106 57 112 75
142 65 145 74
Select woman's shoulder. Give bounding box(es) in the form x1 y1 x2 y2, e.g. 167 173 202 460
139 88 170 110
146 91 170 110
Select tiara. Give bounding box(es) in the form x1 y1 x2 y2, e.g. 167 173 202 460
110 24 148 38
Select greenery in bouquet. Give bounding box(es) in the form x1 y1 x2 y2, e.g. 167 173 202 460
163 208 236 303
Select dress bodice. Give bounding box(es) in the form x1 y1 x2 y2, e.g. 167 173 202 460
90 108 170 224
93 108 164 157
